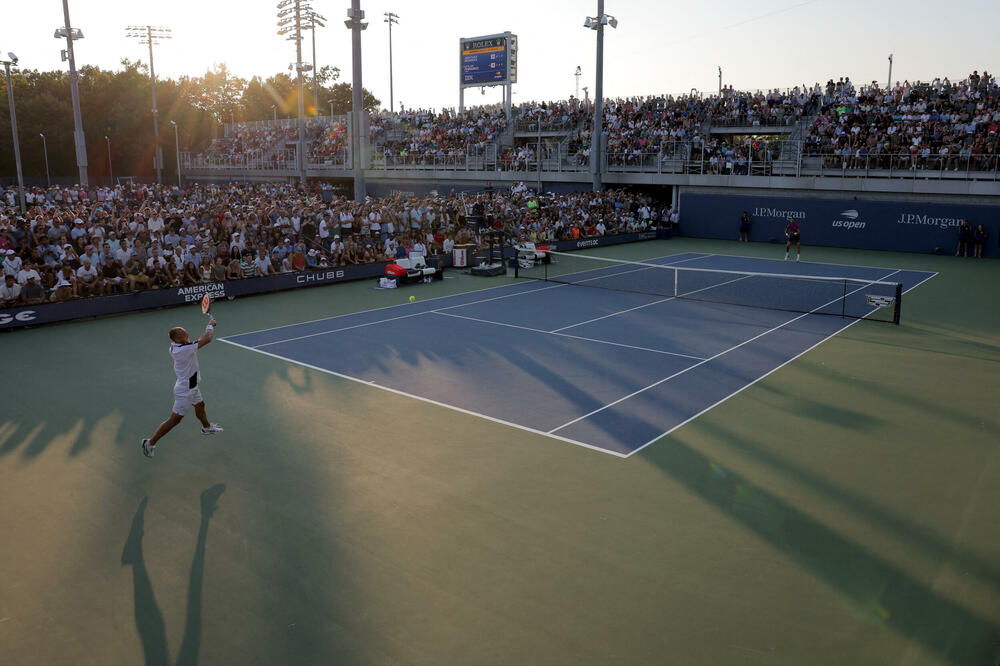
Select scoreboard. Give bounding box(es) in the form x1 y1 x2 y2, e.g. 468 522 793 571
460 32 518 89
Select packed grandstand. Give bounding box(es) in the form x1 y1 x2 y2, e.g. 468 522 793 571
188 70 999 176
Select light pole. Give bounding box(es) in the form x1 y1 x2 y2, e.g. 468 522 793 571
169 120 181 186
583 3 618 192
574 65 582 99
2 52 25 213
328 98 335 118
276 0 312 184
126 25 171 185
40 133 51 188
55 1 87 186
718 66 722 95
104 135 113 184
345 1 369 202
887 54 894 91
384 12 398 115
271 104 277 122
302 9 327 113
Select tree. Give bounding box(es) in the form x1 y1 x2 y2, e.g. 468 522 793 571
184 64 247 125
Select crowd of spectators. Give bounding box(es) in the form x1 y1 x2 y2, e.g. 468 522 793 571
191 69 1000 174
805 71 1000 170
0 181 669 308
371 106 508 164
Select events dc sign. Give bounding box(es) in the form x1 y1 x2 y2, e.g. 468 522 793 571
680 192 999 256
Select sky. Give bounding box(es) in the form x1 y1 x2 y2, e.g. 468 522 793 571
3 0 997 114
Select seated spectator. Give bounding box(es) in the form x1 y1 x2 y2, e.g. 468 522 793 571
1 273 21 307
76 258 100 297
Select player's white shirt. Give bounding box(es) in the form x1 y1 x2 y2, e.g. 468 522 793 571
170 342 200 388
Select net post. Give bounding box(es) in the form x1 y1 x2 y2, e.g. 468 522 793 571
893 282 902 324
673 267 678 297
514 252 520 278
842 279 847 318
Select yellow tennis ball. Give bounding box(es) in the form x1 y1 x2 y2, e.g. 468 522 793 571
409 295 415 302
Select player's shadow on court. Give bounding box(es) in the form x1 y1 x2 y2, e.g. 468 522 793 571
121 484 226 666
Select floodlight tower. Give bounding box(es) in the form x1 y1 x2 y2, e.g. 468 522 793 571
302 9 327 114
384 12 399 115
583 1 618 192
2 52 25 213
126 25 172 184
277 0 312 185
345 1 368 202
56 0 87 186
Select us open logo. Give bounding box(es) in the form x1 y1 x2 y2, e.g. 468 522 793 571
832 210 866 230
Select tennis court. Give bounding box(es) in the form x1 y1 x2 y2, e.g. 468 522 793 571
2 238 998 665
223 251 936 456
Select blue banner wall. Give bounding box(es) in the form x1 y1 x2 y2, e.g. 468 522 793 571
0 263 388 331
680 192 999 256
1 232 669 331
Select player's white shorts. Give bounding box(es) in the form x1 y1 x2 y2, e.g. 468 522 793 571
172 384 204 415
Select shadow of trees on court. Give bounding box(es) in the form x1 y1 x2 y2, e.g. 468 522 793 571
638 437 1000 664
695 414 1000 596
121 485 226 666
0 410 128 461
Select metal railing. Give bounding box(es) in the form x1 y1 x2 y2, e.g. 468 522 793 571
513 117 578 133
800 152 1000 180
706 112 801 128
182 144 1000 182
369 144 499 171
224 115 349 136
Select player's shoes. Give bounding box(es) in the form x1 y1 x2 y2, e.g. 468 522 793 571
141 438 155 458
796 256 800 262
201 424 224 435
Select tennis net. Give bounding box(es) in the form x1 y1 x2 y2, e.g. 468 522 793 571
514 251 903 324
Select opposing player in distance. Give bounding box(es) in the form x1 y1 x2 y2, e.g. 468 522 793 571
141 313 224 458
784 217 801 261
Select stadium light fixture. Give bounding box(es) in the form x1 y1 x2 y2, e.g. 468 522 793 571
345 1 367 202
582 1 618 192
384 12 399 114
56 0 88 186
301 8 327 112
126 25 172 185
169 120 181 186
1 52 26 212
276 0 308 184
40 133 51 188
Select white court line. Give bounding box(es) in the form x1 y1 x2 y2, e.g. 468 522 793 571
219 338 629 458
549 269 903 436
228 250 712 339
550 273 754 333
434 311 707 361
246 252 714 349
253 283 568 348
624 268 937 458
705 251 940 275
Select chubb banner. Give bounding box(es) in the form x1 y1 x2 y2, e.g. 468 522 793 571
680 192 998 256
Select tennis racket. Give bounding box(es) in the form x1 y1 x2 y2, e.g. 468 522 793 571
200 293 213 319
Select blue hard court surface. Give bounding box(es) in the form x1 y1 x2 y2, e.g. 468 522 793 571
223 252 936 457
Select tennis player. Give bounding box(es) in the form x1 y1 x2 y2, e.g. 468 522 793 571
141 318 224 458
784 218 801 261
